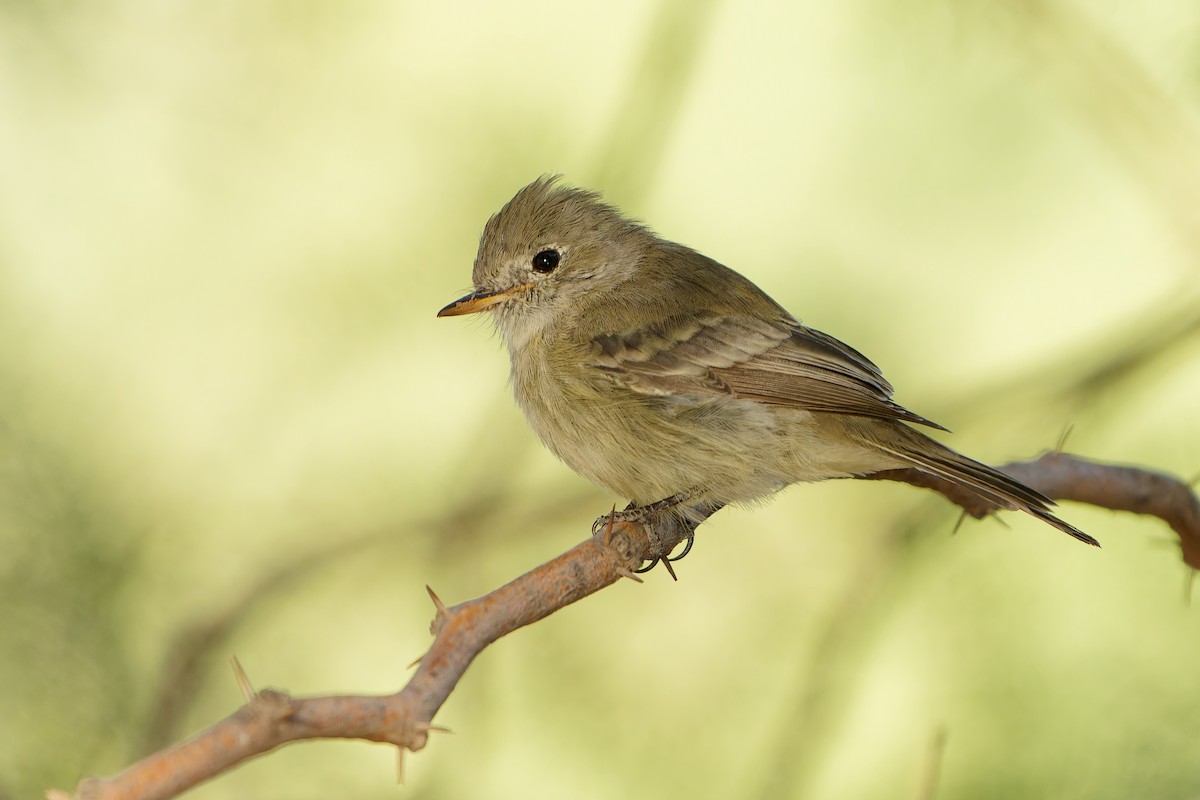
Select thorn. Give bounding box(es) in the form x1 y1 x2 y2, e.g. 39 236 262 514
407 651 426 670
661 557 678 581
415 722 454 735
427 585 452 637
396 747 405 785
230 655 255 702
615 568 645 584
426 585 448 616
950 511 967 536
599 504 618 545
1054 424 1075 454
1184 570 1195 607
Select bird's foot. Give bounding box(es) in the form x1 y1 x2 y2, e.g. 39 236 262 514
592 494 720 580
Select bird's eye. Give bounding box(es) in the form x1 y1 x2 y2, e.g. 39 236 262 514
531 249 560 274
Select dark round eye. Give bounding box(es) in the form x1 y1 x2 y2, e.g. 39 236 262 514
531 248 560 274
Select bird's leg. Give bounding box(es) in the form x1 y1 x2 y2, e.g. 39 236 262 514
591 492 693 538
592 494 724 578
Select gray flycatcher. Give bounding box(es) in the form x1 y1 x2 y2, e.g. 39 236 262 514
439 177 1097 559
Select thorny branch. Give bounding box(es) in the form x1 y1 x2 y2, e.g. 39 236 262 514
868 451 1200 568
58 453 1198 800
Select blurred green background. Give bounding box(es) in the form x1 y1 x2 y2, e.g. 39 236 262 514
2 1 1200 798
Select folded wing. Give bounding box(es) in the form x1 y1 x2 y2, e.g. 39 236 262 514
591 314 945 429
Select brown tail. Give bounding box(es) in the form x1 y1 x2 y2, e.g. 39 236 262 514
860 424 1099 547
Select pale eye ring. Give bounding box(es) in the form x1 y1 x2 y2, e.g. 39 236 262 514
531 249 560 274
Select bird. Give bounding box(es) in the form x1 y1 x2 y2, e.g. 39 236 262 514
438 176 1098 563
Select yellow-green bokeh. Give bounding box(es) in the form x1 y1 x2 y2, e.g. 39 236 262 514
2 2 1199 798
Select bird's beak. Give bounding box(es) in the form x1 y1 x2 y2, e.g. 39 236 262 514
437 283 532 317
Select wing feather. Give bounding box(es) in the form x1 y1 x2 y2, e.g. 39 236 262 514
591 314 945 429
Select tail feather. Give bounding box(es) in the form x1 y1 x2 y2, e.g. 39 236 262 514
863 426 1099 547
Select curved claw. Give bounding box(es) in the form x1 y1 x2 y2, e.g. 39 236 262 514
633 533 695 576
665 533 694 563
633 557 660 574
